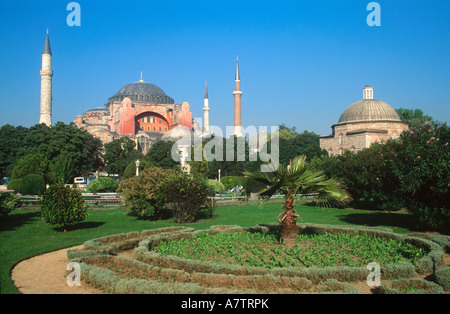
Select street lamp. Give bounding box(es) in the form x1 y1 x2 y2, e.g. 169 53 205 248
136 159 140 176
218 169 221 182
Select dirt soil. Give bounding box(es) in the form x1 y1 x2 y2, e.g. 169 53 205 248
11 245 104 294
11 245 450 294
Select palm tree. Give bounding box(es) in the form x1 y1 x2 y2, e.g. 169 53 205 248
245 155 348 246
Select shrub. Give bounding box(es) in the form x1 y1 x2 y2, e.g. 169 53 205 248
435 266 450 291
206 179 226 195
244 176 267 196
86 177 119 193
117 167 174 219
11 153 53 184
7 178 22 192
315 121 449 230
122 159 153 179
220 176 247 191
392 121 450 230
19 174 46 195
161 173 211 223
41 185 88 229
376 279 443 294
0 192 21 218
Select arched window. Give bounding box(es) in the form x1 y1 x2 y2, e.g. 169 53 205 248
339 133 344 145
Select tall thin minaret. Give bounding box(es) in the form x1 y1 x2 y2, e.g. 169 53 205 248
233 56 242 137
203 80 210 133
39 29 53 126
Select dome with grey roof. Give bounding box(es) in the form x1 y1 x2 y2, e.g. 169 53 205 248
107 78 174 104
338 85 401 124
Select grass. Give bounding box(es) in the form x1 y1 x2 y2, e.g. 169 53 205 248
0 202 419 294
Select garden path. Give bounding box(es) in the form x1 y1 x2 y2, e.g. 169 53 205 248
11 245 449 294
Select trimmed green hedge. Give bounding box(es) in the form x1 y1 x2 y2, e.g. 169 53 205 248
375 279 443 294
67 224 445 294
435 266 450 291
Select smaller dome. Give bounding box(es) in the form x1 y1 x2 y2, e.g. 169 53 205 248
161 125 192 141
338 85 401 124
86 107 109 113
339 99 401 123
338 99 401 124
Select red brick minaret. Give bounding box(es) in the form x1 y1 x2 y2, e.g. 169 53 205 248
233 56 242 137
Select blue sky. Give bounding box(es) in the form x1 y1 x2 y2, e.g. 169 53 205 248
0 0 449 136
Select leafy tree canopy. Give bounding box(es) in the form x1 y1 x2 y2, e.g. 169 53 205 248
145 140 180 169
15 122 103 178
396 108 433 129
103 137 143 177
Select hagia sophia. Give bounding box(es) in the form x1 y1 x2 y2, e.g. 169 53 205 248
39 31 408 158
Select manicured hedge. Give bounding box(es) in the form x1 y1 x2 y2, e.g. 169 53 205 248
375 279 443 294
67 224 445 294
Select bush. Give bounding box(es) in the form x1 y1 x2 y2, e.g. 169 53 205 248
87 177 119 193
20 174 46 195
118 167 174 219
220 176 247 191
161 173 211 223
315 121 449 230
435 266 450 291
7 178 22 192
41 185 88 229
392 121 450 230
122 159 153 179
376 279 443 294
244 177 268 196
11 153 53 184
0 192 21 218
206 179 226 195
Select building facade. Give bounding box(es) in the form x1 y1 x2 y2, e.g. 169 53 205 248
74 74 193 153
320 85 409 155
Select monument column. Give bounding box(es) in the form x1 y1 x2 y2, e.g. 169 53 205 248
233 56 242 137
39 30 53 126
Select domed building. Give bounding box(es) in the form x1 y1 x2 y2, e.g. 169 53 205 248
74 74 193 153
320 85 409 155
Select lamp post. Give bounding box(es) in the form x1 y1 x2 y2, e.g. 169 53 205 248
136 159 140 176
218 169 221 182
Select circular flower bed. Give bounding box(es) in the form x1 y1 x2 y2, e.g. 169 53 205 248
67 224 446 294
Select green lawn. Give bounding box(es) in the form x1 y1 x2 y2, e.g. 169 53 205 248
0 203 418 294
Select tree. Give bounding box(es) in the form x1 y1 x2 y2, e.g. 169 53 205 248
122 159 153 179
41 185 88 230
160 172 211 223
51 154 75 185
19 174 46 196
145 140 180 169
0 124 29 181
0 192 21 218
86 177 118 193
264 127 328 167
206 135 252 179
16 122 103 180
396 108 433 129
391 121 449 230
117 167 174 219
103 137 143 176
11 153 53 184
245 155 348 246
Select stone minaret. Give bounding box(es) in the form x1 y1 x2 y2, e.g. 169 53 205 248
39 30 53 126
203 80 210 133
233 56 242 137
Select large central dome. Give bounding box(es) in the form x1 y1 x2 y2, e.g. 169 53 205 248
338 85 401 124
108 77 174 104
